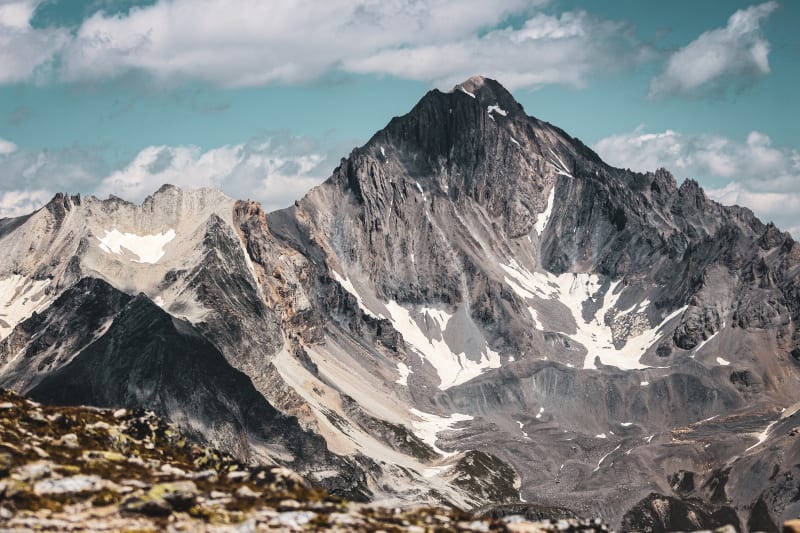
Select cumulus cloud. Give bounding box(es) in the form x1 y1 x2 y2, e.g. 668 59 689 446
0 0 656 90
0 136 17 154
59 0 533 86
0 143 110 191
649 2 778 98
95 136 330 211
344 10 653 89
0 0 70 84
0 133 335 219
0 189 51 217
0 140 111 215
594 127 800 236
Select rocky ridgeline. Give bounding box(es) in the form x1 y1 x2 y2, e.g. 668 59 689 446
0 389 616 532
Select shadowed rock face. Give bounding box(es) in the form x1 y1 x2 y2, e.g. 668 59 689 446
621 493 742 533
23 281 370 500
0 76 799 529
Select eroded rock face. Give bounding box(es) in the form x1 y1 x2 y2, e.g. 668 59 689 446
621 493 741 533
0 76 798 529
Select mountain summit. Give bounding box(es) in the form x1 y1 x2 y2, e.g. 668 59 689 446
1 77 799 530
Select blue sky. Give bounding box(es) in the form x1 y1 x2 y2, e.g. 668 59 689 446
0 0 798 234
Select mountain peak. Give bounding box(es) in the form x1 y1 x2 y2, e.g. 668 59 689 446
452 75 524 116
456 75 489 90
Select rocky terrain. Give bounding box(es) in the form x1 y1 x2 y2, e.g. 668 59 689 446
0 389 614 531
0 76 799 531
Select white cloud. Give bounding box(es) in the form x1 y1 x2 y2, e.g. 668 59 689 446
649 2 778 98
594 127 800 236
0 134 333 218
0 0 37 28
0 0 70 84
0 189 51 217
59 0 531 87
0 143 109 193
0 137 17 154
95 136 329 211
10 0 653 91
344 11 653 89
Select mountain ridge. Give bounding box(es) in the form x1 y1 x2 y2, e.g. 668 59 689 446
0 76 799 530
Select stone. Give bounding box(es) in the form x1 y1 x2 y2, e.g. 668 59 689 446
0 452 11 477
120 495 172 517
54 433 80 448
234 485 261 499
13 461 52 482
227 470 249 481
784 519 800 533
274 510 316 529
33 475 106 495
149 480 198 511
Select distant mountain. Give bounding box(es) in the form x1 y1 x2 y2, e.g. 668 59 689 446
1 76 798 531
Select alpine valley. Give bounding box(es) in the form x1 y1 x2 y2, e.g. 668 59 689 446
1 77 799 532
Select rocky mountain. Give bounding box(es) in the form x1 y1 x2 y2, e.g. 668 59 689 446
0 76 799 531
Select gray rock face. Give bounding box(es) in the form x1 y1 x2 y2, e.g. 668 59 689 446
0 76 798 529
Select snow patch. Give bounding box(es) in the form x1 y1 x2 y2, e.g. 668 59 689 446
487 104 508 117
695 328 721 353
0 275 52 339
457 86 476 98
547 148 573 178
98 228 176 264
620 422 633 427
510 137 521 147
500 260 686 370
716 356 730 366
640 381 649 386
384 302 501 389
380 146 386 157
395 362 411 386
594 444 621 472
533 187 555 235
409 408 472 457
516 420 530 439
152 296 165 307
595 433 607 439
331 271 383 320
745 419 778 452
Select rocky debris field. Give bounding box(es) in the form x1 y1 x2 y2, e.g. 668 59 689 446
0 387 796 532
0 389 619 532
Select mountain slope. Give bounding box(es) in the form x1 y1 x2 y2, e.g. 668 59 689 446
24 282 369 499
0 76 798 530
265 76 800 527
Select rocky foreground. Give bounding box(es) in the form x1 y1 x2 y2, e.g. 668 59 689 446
0 388 614 532
0 389 796 532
